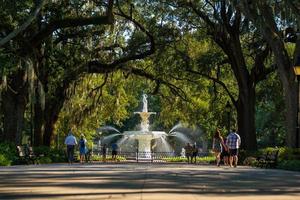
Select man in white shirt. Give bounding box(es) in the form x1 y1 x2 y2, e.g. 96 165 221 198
64 130 77 164
226 129 241 167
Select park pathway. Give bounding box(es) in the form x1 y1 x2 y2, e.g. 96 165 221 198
0 163 299 200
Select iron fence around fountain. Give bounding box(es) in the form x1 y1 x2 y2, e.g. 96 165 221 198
90 150 209 163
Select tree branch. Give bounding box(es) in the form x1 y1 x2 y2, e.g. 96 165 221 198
186 68 236 106
87 0 155 74
30 0 114 47
0 0 46 47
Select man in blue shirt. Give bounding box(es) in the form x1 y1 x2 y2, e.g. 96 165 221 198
226 129 241 167
64 130 77 164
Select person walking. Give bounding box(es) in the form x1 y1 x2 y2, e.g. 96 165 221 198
226 129 241 167
220 137 229 166
212 129 224 167
64 130 77 164
102 144 107 162
184 143 193 164
78 134 87 164
111 143 118 161
192 144 198 164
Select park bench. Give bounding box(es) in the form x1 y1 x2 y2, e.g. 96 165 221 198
16 145 40 164
256 150 279 168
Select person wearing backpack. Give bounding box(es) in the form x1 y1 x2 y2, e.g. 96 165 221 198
79 134 87 164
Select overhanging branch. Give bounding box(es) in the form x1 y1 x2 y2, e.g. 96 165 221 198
186 68 236 106
0 0 46 47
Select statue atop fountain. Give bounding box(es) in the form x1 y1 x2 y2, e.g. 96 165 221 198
134 94 156 132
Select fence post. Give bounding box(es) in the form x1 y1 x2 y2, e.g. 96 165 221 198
151 151 153 163
136 148 139 163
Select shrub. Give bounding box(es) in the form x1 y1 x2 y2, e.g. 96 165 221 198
0 142 17 165
38 156 52 164
243 157 257 166
34 146 65 163
0 154 12 166
257 147 300 162
277 160 300 171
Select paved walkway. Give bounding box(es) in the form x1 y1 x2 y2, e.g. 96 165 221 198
0 163 299 200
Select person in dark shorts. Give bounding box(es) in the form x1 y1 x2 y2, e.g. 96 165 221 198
111 143 118 161
226 129 241 167
191 144 198 164
184 143 193 164
102 144 107 162
220 138 229 166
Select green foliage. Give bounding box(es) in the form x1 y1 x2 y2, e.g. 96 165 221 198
33 146 65 163
238 149 260 165
38 156 52 164
0 0 295 153
0 154 12 166
0 142 17 166
277 160 300 171
256 147 300 161
255 73 285 147
240 147 300 171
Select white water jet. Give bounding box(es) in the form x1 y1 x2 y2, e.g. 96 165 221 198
97 126 121 133
169 123 183 134
102 133 122 143
171 131 193 144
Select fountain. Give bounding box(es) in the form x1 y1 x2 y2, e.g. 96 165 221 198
96 94 200 159
122 94 168 157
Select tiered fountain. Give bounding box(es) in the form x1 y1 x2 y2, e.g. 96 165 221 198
122 94 167 156
96 94 195 159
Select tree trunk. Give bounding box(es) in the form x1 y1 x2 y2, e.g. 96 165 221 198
33 91 44 146
43 103 63 147
236 86 257 150
43 115 56 147
2 70 28 144
42 85 67 146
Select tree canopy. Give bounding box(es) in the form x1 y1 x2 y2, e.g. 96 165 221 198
0 0 299 150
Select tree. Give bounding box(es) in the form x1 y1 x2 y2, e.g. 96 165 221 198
0 0 114 144
233 0 300 147
163 0 274 150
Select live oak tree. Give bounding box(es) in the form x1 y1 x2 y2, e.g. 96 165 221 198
161 0 274 150
232 0 300 147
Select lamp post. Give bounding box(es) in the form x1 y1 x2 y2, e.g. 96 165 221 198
293 56 300 148
225 101 231 134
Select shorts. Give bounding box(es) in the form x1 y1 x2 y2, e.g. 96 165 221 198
229 149 238 156
112 150 117 156
220 151 229 158
185 153 192 157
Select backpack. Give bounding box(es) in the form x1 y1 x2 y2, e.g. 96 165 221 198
79 139 85 149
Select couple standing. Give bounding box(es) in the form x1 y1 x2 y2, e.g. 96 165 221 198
212 129 241 167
